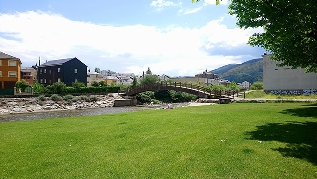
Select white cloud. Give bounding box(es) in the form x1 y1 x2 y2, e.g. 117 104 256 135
150 0 182 11
0 11 262 76
181 7 203 15
204 0 229 5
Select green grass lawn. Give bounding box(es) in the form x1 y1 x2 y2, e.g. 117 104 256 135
1 103 317 178
244 90 317 99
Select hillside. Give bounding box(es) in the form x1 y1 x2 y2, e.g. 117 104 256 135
211 58 263 83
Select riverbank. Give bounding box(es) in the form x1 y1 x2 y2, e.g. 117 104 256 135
0 94 123 115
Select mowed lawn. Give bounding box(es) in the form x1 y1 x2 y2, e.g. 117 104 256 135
1 103 317 178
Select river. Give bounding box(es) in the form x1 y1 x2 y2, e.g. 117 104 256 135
0 106 147 122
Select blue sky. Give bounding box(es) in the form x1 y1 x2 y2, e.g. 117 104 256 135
0 0 264 76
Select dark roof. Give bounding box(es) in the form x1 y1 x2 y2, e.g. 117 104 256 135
39 58 74 67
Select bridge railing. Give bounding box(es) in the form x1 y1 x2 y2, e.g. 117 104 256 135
126 81 215 96
126 82 239 98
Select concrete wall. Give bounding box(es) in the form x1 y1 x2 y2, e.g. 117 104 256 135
114 99 137 107
263 55 317 93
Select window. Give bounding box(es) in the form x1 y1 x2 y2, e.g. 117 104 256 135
8 71 17 77
0 60 2 66
0 71 2 77
49 70 51 74
8 60 17 66
40 79 43 83
75 78 78 82
44 79 46 83
44 69 46 73
40 69 42 74
58 68 61 72
74 69 78 73
58 78 61 82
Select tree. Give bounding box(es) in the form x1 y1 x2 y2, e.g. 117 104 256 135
193 0 317 72
250 81 263 90
131 76 138 87
98 81 107 87
228 81 240 93
15 80 29 92
95 68 100 73
72 81 86 90
91 81 100 87
146 67 152 75
49 82 66 94
140 74 159 85
228 0 317 72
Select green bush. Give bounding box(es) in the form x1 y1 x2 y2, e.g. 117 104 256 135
15 80 30 92
32 82 47 94
51 94 63 101
48 82 67 94
38 95 46 101
63 94 74 101
136 91 155 104
71 97 79 102
250 81 264 90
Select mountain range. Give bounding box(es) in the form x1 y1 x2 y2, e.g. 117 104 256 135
210 58 263 84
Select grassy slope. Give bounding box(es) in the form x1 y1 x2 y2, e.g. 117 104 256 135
1 103 317 178
245 90 317 99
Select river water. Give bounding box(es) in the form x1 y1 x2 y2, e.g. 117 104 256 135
0 107 148 122
0 103 191 123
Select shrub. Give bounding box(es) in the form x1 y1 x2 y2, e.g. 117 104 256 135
72 82 86 90
63 94 74 101
51 94 63 101
38 95 46 101
71 97 79 102
88 96 98 102
250 81 264 90
48 82 67 94
15 80 30 92
32 82 47 94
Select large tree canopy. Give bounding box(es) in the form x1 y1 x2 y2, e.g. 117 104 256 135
194 0 317 72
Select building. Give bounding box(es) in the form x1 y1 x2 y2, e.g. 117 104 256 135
263 54 317 95
0 51 22 89
170 77 206 84
87 72 104 86
21 67 37 85
239 81 251 89
195 69 218 79
37 57 87 86
104 76 117 85
158 74 170 81
207 79 231 86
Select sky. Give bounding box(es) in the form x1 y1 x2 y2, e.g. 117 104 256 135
0 0 265 77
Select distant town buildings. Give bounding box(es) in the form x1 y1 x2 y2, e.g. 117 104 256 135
1 51 259 94
195 69 218 79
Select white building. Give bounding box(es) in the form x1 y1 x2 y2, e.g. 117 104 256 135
207 79 230 86
239 81 251 89
263 54 317 95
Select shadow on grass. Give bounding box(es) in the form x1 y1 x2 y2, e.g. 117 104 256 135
280 104 317 118
246 104 317 165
